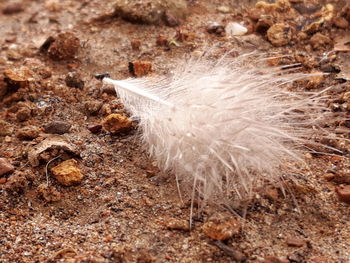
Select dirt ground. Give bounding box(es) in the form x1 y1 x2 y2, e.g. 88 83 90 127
0 0 350 262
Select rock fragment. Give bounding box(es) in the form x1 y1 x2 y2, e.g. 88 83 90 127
0 158 14 176
16 107 32 122
65 72 84 89
203 213 241 241
309 33 332 50
4 172 28 194
335 185 350 203
84 100 103 115
88 124 102 134
225 22 248 36
164 218 190 231
102 114 133 134
16 126 41 140
267 23 292 46
113 0 187 26
0 120 14 136
2 2 24 15
28 135 79 167
51 159 83 186
3 68 33 90
43 32 80 60
285 237 306 247
207 21 225 36
37 184 62 202
128 61 152 77
44 121 72 134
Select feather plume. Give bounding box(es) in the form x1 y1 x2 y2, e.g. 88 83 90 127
100 53 336 209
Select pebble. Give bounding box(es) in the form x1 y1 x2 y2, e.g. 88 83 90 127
113 0 187 26
202 213 241 241
262 256 290 263
65 72 84 89
217 6 230 14
207 21 225 36
16 107 32 122
88 124 102 134
44 121 72 134
3 68 33 90
128 61 152 77
84 100 103 115
0 158 14 176
0 120 14 136
16 126 41 140
333 16 349 29
2 2 24 15
51 159 84 186
335 185 350 204
130 39 141 51
46 32 80 60
37 184 61 202
4 171 28 194
309 33 332 50
156 35 168 46
324 172 350 184
102 113 133 134
267 23 292 47
164 218 190 231
225 22 248 36
285 237 306 247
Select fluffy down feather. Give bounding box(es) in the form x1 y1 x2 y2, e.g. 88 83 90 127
102 54 332 207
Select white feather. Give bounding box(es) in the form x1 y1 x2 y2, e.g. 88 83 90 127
102 54 334 207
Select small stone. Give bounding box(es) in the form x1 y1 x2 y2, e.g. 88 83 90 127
44 121 72 134
329 172 350 184
128 61 152 77
28 135 80 167
84 100 103 115
6 49 22 61
262 256 289 263
65 72 84 89
207 21 225 36
37 183 61 202
0 120 14 136
88 124 102 134
16 107 32 122
164 218 190 231
0 177 7 184
225 22 248 36
102 113 133 134
0 158 14 176
113 0 187 26
2 2 24 15
47 32 80 60
5 172 28 195
333 16 349 29
130 39 141 51
306 71 324 89
51 159 83 186
217 6 230 13
3 68 33 90
202 213 241 241
264 187 279 201
309 33 332 50
267 23 292 47
335 185 350 204
16 126 41 140
156 35 168 46
285 237 306 247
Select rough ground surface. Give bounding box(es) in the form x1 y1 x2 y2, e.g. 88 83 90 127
0 0 350 262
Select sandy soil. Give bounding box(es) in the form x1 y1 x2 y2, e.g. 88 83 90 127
0 0 350 262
